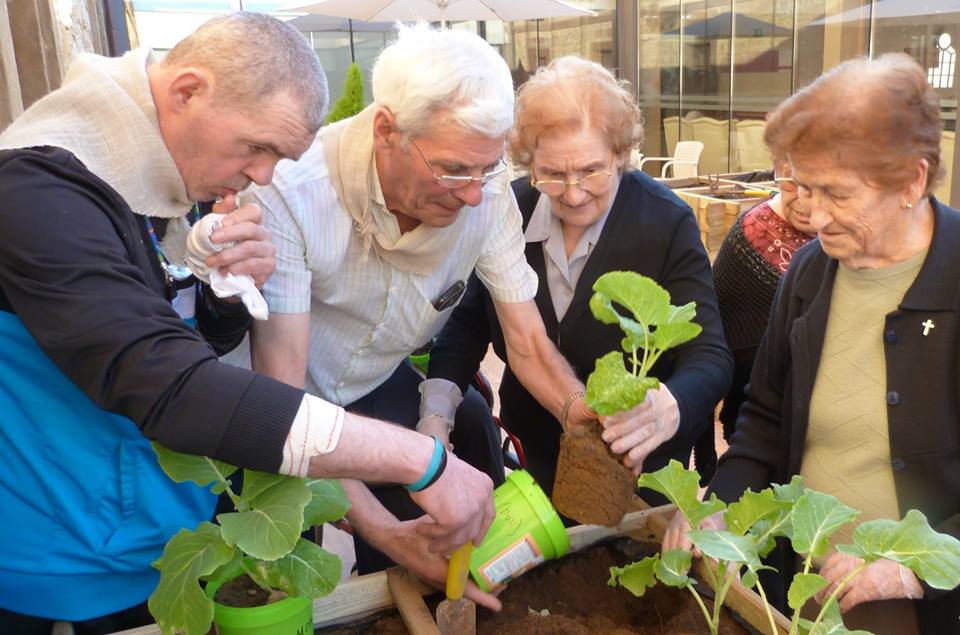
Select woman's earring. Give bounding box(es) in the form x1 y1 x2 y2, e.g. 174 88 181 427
902 200 913 209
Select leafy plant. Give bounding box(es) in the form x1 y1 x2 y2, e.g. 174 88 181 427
608 460 960 635
585 271 701 415
148 443 351 635
326 62 365 125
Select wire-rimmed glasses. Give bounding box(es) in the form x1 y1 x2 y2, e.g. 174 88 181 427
530 162 615 196
409 137 507 189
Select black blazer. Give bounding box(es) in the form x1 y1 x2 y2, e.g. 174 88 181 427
429 171 733 498
710 197 960 632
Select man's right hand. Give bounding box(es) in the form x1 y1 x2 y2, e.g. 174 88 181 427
384 518 503 611
409 453 495 556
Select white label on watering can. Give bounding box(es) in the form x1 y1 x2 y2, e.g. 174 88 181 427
478 533 544 589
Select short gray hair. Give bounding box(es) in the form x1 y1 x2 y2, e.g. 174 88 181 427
371 24 514 139
163 12 328 132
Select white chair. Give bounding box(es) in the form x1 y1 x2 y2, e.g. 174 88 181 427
639 140 704 178
735 119 770 172
687 117 731 175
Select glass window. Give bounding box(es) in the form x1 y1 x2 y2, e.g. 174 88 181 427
679 0 733 174
873 3 960 206
637 1 682 161
730 0 795 173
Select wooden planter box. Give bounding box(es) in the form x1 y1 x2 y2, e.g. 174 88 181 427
112 504 790 635
658 171 775 191
672 184 776 259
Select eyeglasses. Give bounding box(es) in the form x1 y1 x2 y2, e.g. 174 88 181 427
409 137 507 189
530 163 615 196
775 176 799 193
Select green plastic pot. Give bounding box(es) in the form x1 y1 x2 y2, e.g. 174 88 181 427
470 469 570 592
204 571 313 635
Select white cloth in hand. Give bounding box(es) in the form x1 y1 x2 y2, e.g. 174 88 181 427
185 213 269 320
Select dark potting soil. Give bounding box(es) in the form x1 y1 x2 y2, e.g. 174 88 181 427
551 424 636 526
213 573 272 608
320 541 750 635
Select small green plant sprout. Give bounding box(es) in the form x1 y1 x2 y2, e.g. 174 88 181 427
585 271 701 416
608 460 960 635
148 443 351 635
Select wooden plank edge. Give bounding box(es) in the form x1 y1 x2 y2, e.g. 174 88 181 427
386 567 441 635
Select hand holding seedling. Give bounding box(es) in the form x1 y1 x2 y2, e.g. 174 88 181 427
609 461 960 635
817 552 923 611
601 383 680 476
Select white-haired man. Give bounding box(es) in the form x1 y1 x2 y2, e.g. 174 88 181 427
0 14 495 633
251 25 595 607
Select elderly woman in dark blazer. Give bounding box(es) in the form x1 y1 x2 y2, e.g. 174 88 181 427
666 54 960 634
427 56 732 503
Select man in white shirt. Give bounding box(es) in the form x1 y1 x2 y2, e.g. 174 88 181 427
251 25 593 601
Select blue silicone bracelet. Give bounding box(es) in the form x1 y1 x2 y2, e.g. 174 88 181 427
406 435 445 492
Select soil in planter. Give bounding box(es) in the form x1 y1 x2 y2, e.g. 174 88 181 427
552 424 636 526
213 574 273 608
320 540 750 635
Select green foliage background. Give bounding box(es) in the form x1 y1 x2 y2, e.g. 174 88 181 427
326 62 365 125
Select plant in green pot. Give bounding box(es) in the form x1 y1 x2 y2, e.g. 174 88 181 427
147 443 350 635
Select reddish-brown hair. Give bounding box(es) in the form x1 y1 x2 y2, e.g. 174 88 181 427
765 53 943 195
508 56 643 170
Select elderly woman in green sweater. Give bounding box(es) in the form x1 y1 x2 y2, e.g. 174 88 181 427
665 54 960 634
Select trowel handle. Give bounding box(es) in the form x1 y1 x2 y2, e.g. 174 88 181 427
446 543 473 601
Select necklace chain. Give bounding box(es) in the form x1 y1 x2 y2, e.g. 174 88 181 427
143 205 199 286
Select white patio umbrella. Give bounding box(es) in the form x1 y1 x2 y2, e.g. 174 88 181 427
284 0 597 25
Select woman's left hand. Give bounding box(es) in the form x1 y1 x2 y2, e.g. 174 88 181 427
600 384 680 475
817 552 923 611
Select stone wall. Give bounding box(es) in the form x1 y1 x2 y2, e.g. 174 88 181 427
0 0 108 130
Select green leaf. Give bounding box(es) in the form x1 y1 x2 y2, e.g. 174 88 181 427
741 568 759 589
655 549 694 587
724 489 792 537
749 507 794 558
636 460 725 529
251 540 342 599
148 523 235 635
589 291 622 326
218 475 311 560
797 601 872 635
585 351 659 416
152 443 238 494
689 529 761 568
665 301 697 324
608 556 658 597
773 475 806 503
651 321 702 351
618 315 652 353
787 572 828 610
592 271 672 327
303 479 351 527
836 509 960 590
790 491 859 558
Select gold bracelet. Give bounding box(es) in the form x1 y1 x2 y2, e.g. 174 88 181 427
560 390 585 428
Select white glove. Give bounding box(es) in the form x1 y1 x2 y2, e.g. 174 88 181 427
185 213 269 320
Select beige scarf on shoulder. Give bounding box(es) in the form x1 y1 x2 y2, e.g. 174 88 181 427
320 105 468 275
0 48 194 260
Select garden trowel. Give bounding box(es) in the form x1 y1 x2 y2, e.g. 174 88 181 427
436 543 475 634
